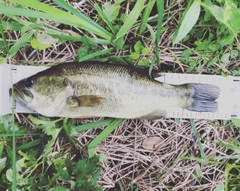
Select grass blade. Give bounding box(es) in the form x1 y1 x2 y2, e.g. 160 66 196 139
5 0 112 41
146 24 156 41
149 0 164 75
75 119 114 133
154 0 164 66
17 137 46 150
10 58 17 191
79 48 114 62
53 0 112 40
138 0 156 35
94 3 116 34
116 0 146 38
190 119 206 159
0 6 77 27
88 118 124 149
173 0 201 45
50 34 110 45
1 21 24 31
0 20 9 54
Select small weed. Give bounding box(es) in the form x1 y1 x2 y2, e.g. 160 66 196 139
0 115 107 190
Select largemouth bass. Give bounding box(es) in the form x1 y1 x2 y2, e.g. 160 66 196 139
10 62 220 119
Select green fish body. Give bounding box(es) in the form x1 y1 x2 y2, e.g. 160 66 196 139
10 62 220 119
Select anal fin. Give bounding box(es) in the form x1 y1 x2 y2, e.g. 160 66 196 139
140 110 166 120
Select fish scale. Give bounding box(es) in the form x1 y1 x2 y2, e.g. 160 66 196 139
0 63 239 119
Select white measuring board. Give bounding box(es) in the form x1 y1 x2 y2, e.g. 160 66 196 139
0 64 49 116
155 73 234 119
0 63 239 119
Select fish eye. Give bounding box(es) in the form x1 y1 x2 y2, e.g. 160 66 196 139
24 78 34 88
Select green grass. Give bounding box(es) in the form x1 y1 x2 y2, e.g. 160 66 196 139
0 0 240 190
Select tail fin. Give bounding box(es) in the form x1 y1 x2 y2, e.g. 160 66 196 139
187 84 220 112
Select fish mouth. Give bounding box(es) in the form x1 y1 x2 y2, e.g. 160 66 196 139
9 85 33 103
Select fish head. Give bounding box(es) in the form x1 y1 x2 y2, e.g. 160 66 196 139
10 71 74 116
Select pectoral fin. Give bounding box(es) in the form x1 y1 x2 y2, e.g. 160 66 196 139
66 95 104 108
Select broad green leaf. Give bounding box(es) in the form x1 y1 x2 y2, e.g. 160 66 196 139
76 46 89 59
224 2 232 23
16 158 25 172
103 2 120 21
231 50 239 59
88 148 96 158
28 116 62 155
99 153 107 163
28 115 62 137
134 41 144 54
18 150 36 162
225 1 240 32
31 38 52 50
201 2 224 23
6 169 13 182
116 0 146 38
6 168 27 185
142 47 151 55
112 36 124 50
0 157 7 172
129 52 140 60
44 136 60 155
55 164 71 181
88 118 124 149
37 33 58 45
0 115 11 130
173 0 201 45
138 59 149 66
218 34 234 46
221 53 230 66
65 156 73 177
